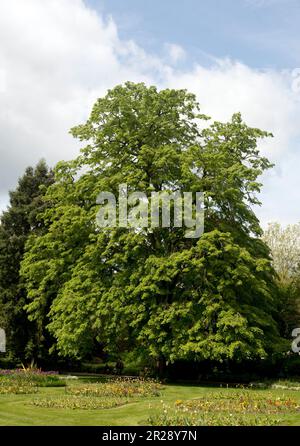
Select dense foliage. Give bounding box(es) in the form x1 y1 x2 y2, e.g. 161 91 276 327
18 82 287 370
0 160 54 360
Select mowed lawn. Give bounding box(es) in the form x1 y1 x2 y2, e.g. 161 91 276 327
0 379 300 426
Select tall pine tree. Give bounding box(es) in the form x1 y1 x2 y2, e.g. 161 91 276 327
0 160 54 361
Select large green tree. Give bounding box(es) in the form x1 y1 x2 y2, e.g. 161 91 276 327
0 160 54 360
21 83 286 367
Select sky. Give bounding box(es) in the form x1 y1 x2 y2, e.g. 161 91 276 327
0 0 300 226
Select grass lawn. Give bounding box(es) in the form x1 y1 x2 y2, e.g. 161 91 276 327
0 377 300 426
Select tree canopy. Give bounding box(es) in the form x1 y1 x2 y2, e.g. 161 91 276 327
20 82 286 366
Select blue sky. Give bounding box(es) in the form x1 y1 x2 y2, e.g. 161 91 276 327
0 0 299 227
88 0 300 69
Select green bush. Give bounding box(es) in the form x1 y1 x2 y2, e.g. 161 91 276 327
29 375 65 387
80 362 115 374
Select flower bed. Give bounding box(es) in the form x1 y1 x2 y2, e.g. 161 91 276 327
147 390 300 426
66 377 162 398
0 368 65 389
30 396 128 410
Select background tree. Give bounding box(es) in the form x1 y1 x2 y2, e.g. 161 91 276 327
263 222 300 337
21 83 286 370
0 160 54 361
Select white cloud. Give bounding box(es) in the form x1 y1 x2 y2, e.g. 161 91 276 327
164 43 186 63
0 0 299 226
166 60 299 159
244 0 289 7
165 60 300 226
0 0 160 199
0 69 6 94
